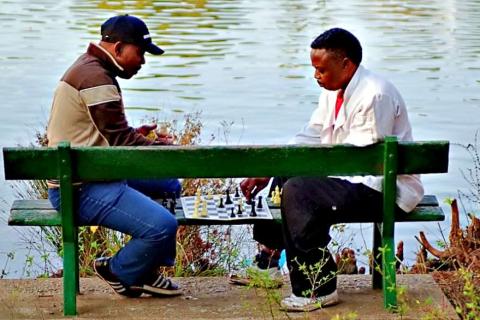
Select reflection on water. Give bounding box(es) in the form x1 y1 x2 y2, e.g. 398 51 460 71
1 0 480 274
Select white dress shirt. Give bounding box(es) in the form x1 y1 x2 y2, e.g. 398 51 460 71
292 65 424 213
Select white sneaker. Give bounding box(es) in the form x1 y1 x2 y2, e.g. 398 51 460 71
228 265 283 288
280 290 339 312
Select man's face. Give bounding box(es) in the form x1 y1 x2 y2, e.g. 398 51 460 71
310 48 351 91
115 43 146 79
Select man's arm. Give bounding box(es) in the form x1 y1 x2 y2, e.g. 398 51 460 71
240 177 271 201
290 101 325 145
80 84 167 146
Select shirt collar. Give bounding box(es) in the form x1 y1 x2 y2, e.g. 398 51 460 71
343 64 364 101
87 42 125 74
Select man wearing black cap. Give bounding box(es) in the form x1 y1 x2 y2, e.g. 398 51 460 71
46 15 182 298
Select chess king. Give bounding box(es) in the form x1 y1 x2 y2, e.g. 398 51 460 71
240 28 423 312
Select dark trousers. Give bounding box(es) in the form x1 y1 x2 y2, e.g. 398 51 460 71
253 177 388 297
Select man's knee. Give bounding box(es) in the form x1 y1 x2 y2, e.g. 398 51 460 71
145 210 178 241
282 177 307 204
162 213 178 236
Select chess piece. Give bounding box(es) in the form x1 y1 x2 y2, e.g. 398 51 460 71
272 186 281 205
237 203 243 215
206 191 213 200
230 207 236 218
234 187 240 198
250 200 257 217
218 197 225 208
195 188 202 206
225 189 233 205
201 200 208 217
193 202 199 218
169 200 176 215
257 196 263 209
162 192 168 207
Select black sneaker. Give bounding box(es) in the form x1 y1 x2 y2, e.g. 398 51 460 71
131 272 182 296
93 257 142 298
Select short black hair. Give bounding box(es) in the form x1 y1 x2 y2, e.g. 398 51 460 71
310 28 362 65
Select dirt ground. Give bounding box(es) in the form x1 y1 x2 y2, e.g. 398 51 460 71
0 274 459 320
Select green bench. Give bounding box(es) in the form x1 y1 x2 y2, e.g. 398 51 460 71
3 137 449 316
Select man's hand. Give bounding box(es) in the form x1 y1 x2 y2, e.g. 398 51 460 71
156 133 175 145
136 123 175 145
240 177 271 201
136 123 157 136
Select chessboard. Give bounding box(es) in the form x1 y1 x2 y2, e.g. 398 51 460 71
180 193 273 221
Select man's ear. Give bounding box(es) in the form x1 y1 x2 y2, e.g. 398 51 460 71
113 41 124 57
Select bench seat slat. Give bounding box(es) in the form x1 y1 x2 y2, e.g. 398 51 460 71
9 197 445 227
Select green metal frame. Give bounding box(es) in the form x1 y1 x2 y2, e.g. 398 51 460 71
2 137 450 316
57 142 78 315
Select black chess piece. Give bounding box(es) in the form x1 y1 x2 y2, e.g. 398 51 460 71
169 200 176 215
225 189 232 205
257 196 263 209
230 207 236 218
162 192 168 207
237 203 243 215
171 192 177 207
250 200 257 217
234 187 240 198
218 197 225 208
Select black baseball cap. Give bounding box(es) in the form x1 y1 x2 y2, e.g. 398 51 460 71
101 15 164 55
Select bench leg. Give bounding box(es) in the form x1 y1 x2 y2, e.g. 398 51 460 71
74 227 80 294
381 218 397 310
63 239 77 316
372 222 382 289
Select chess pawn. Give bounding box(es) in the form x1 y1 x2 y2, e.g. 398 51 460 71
218 197 225 208
192 204 199 218
234 187 240 198
169 201 176 215
201 200 208 217
257 196 263 209
250 200 257 217
230 207 236 218
237 203 243 215
225 189 233 205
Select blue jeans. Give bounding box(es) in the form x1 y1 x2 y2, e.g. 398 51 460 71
48 179 181 286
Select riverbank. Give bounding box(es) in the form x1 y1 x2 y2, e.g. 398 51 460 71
0 275 457 319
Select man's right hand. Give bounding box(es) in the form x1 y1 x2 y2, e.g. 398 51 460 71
240 177 271 201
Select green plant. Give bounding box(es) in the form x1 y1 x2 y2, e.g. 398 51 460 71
455 268 480 320
293 247 338 300
330 312 358 320
244 267 288 320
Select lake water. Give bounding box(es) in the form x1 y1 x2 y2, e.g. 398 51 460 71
1 0 480 277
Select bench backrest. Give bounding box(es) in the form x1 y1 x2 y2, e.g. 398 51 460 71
3 138 449 180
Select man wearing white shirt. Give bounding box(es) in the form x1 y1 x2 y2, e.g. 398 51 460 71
240 28 423 312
